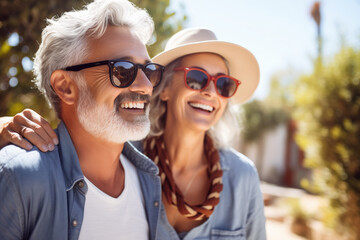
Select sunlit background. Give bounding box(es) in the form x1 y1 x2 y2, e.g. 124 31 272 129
169 2 360 239
170 0 360 99
1 0 359 239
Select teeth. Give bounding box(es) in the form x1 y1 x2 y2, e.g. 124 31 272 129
120 102 145 109
189 103 214 112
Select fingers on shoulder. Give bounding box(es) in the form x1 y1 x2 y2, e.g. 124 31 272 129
7 130 33 150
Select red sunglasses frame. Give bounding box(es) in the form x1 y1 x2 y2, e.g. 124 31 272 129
174 67 241 98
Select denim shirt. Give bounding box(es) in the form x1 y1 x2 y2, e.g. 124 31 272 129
154 148 267 240
0 122 161 240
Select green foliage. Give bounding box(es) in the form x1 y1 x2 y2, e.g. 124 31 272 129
267 68 300 108
0 0 186 125
131 0 187 57
241 100 289 142
239 68 296 144
293 47 360 239
285 198 311 220
0 0 89 125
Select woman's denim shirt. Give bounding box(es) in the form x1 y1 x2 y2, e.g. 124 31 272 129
155 149 267 240
0 122 161 240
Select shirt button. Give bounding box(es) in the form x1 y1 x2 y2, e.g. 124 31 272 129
154 201 159 207
72 220 78 227
78 181 84 188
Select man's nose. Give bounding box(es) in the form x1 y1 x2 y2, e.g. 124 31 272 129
128 69 153 96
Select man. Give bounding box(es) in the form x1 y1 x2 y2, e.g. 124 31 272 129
0 0 164 239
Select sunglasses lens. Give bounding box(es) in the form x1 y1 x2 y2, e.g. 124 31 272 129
112 61 136 87
216 77 238 97
143 64 163 87
186 70 208 90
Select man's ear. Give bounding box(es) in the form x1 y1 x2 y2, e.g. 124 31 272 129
50 70 78 105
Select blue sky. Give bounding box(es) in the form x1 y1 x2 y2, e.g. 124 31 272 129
169 0 360 99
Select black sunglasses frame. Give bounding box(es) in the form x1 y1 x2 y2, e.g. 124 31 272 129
63 59 165 88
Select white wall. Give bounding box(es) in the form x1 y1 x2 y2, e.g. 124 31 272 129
239 124 288 184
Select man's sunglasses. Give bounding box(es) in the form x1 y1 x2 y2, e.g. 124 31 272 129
63 59 165 88
175 67 241 98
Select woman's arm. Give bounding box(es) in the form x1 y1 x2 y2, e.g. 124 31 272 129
0 109 58 152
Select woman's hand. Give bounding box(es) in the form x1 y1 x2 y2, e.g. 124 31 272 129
0 109 58 152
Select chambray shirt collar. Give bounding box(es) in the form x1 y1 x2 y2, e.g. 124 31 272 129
123 141 159 175
56 122 84 191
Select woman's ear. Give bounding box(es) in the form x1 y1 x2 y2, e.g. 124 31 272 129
50 70 78 105
160 87 170 101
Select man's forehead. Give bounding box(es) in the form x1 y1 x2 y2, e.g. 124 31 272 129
85 26 150 63
117 56 152 65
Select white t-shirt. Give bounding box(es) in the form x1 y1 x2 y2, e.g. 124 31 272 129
78 154 149 240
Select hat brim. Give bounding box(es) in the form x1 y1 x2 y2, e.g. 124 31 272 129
152 40 260 104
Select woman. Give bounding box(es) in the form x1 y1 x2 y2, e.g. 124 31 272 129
0 28 266 239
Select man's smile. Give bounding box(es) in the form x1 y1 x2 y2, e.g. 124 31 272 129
120 102 146 109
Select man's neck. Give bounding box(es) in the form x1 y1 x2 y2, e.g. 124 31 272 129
63 115 125 198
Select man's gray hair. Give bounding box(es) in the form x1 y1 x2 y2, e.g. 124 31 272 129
33 0 154 116
149 57 240 148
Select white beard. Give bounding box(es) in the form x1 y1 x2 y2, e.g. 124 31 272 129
76 80 150 144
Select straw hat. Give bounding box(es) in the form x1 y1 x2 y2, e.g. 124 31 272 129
152 28 260 104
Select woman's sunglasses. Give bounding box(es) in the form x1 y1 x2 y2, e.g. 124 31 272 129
174 67 241 98
63 59 165 88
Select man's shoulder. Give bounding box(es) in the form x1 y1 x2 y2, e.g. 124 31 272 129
1 144 37 159
0 144 66 201
0 144 69 239
0 144 61 178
